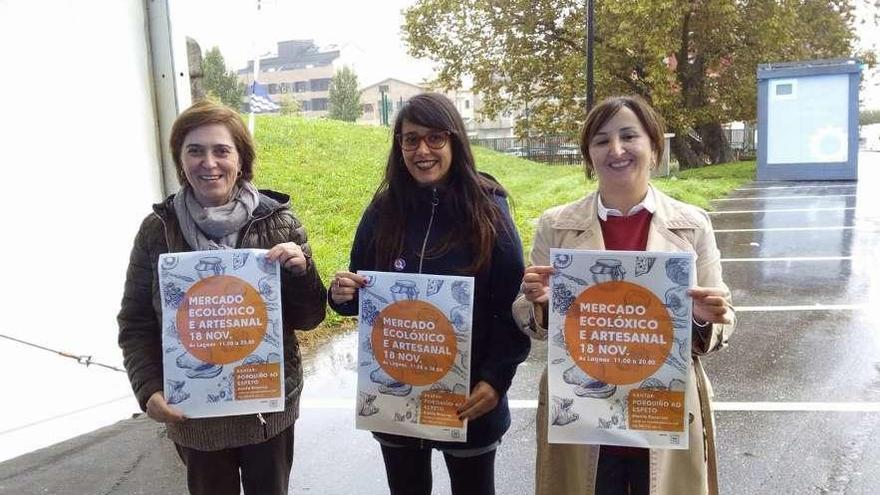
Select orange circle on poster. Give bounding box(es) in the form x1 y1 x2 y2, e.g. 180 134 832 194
177 275 268 364
371 300 457 386
563 281 673 385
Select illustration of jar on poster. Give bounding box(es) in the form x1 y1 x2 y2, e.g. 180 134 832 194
547 249 694 449
356 272 474 442
158 249 284 419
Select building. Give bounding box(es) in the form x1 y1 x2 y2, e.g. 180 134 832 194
357 80 518 140
238 39 362 118
358 78 426 126
450 89 517 139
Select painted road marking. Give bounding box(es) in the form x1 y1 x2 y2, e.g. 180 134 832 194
713 194 856 201
708 207 856 215
737 304 866 312
714 402 880 412
715 226 855 233
721 256 852 262
301 399 880 412
736 185 855 191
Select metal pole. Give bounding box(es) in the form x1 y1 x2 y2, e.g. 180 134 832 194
586 0 594 112
248 0 262 135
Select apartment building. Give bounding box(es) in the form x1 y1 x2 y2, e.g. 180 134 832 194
358 78 426 126
238 39 360 118
358 80 517 139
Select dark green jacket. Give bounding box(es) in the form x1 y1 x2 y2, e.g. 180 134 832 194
118 190 326 449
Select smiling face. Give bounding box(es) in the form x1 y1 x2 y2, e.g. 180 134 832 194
180 123 240 207
400 120 453 186
587 106 656 207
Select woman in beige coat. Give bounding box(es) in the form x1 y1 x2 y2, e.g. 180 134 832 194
513 95 735 495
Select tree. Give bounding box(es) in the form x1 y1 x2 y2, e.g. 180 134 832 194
329 66 363 122
860 109 880 126
279 95 302 116
202 46 245 110
403 0 877 168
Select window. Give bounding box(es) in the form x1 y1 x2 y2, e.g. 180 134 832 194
268 84 279 95
309 78 331 92
465 100 470 109
301 100 312 111
776 84 793 96
294 81 308 93
771 79 797 100
311 98 328 111
363 103 374 113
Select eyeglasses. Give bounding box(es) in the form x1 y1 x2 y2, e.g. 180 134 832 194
398 130 452 151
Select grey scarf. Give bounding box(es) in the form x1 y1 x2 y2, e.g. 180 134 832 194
172 181 260 250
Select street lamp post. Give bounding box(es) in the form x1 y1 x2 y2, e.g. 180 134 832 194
586 0 595 112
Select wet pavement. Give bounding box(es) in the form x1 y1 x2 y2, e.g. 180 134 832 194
2 152 878 494
704 155 880 494
291 152 880 494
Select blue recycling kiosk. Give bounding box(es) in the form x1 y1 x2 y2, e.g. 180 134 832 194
756 58 860 181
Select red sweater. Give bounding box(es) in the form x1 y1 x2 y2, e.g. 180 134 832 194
599 208 652 251
598 208 652 457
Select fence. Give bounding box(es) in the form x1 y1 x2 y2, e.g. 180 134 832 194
724 126 757 161
470 136 583 166
473 127 755 167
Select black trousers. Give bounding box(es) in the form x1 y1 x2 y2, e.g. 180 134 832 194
595 447 650 495
380 444 497 495
174 425 295 495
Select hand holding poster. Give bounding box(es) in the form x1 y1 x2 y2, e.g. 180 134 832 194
356 272 474 442
547 249 694 449
158 249 284 418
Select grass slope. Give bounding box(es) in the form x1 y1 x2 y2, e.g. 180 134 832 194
253 115 755 328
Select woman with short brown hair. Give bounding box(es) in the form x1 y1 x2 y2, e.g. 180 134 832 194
514 95 735 495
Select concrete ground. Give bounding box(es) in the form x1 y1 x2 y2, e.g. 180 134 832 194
2 152 878 494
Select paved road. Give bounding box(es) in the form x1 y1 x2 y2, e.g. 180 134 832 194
705 155 880 494
292 153 880 494
2 152 877 494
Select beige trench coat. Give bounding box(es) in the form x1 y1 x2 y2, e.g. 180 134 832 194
512 187 736 495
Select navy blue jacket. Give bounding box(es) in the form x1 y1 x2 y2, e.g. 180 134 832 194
330 184 530 450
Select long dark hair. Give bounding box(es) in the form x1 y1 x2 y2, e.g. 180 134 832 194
370 92 507 274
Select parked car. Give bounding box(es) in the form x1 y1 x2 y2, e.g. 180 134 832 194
503 146 549 158
556 144 580 156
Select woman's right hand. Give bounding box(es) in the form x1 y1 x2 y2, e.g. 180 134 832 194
146 391 186 424
330 271 367 305
521 265 554 303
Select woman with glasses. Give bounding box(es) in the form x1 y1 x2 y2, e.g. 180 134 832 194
328 92 530 495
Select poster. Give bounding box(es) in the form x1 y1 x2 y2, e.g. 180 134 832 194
547 249 694 449
158 249 284 418
355 271 474 442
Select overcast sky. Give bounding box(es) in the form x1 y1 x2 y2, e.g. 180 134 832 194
174 0 434 88
174 0 879 108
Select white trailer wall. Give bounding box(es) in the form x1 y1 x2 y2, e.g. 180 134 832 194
0 0 166 460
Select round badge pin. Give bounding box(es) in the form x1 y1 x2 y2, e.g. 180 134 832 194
393 258 406 271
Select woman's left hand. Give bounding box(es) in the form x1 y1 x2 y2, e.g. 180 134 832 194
688 286 732 325
457 381 499 421
266 242 309 276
